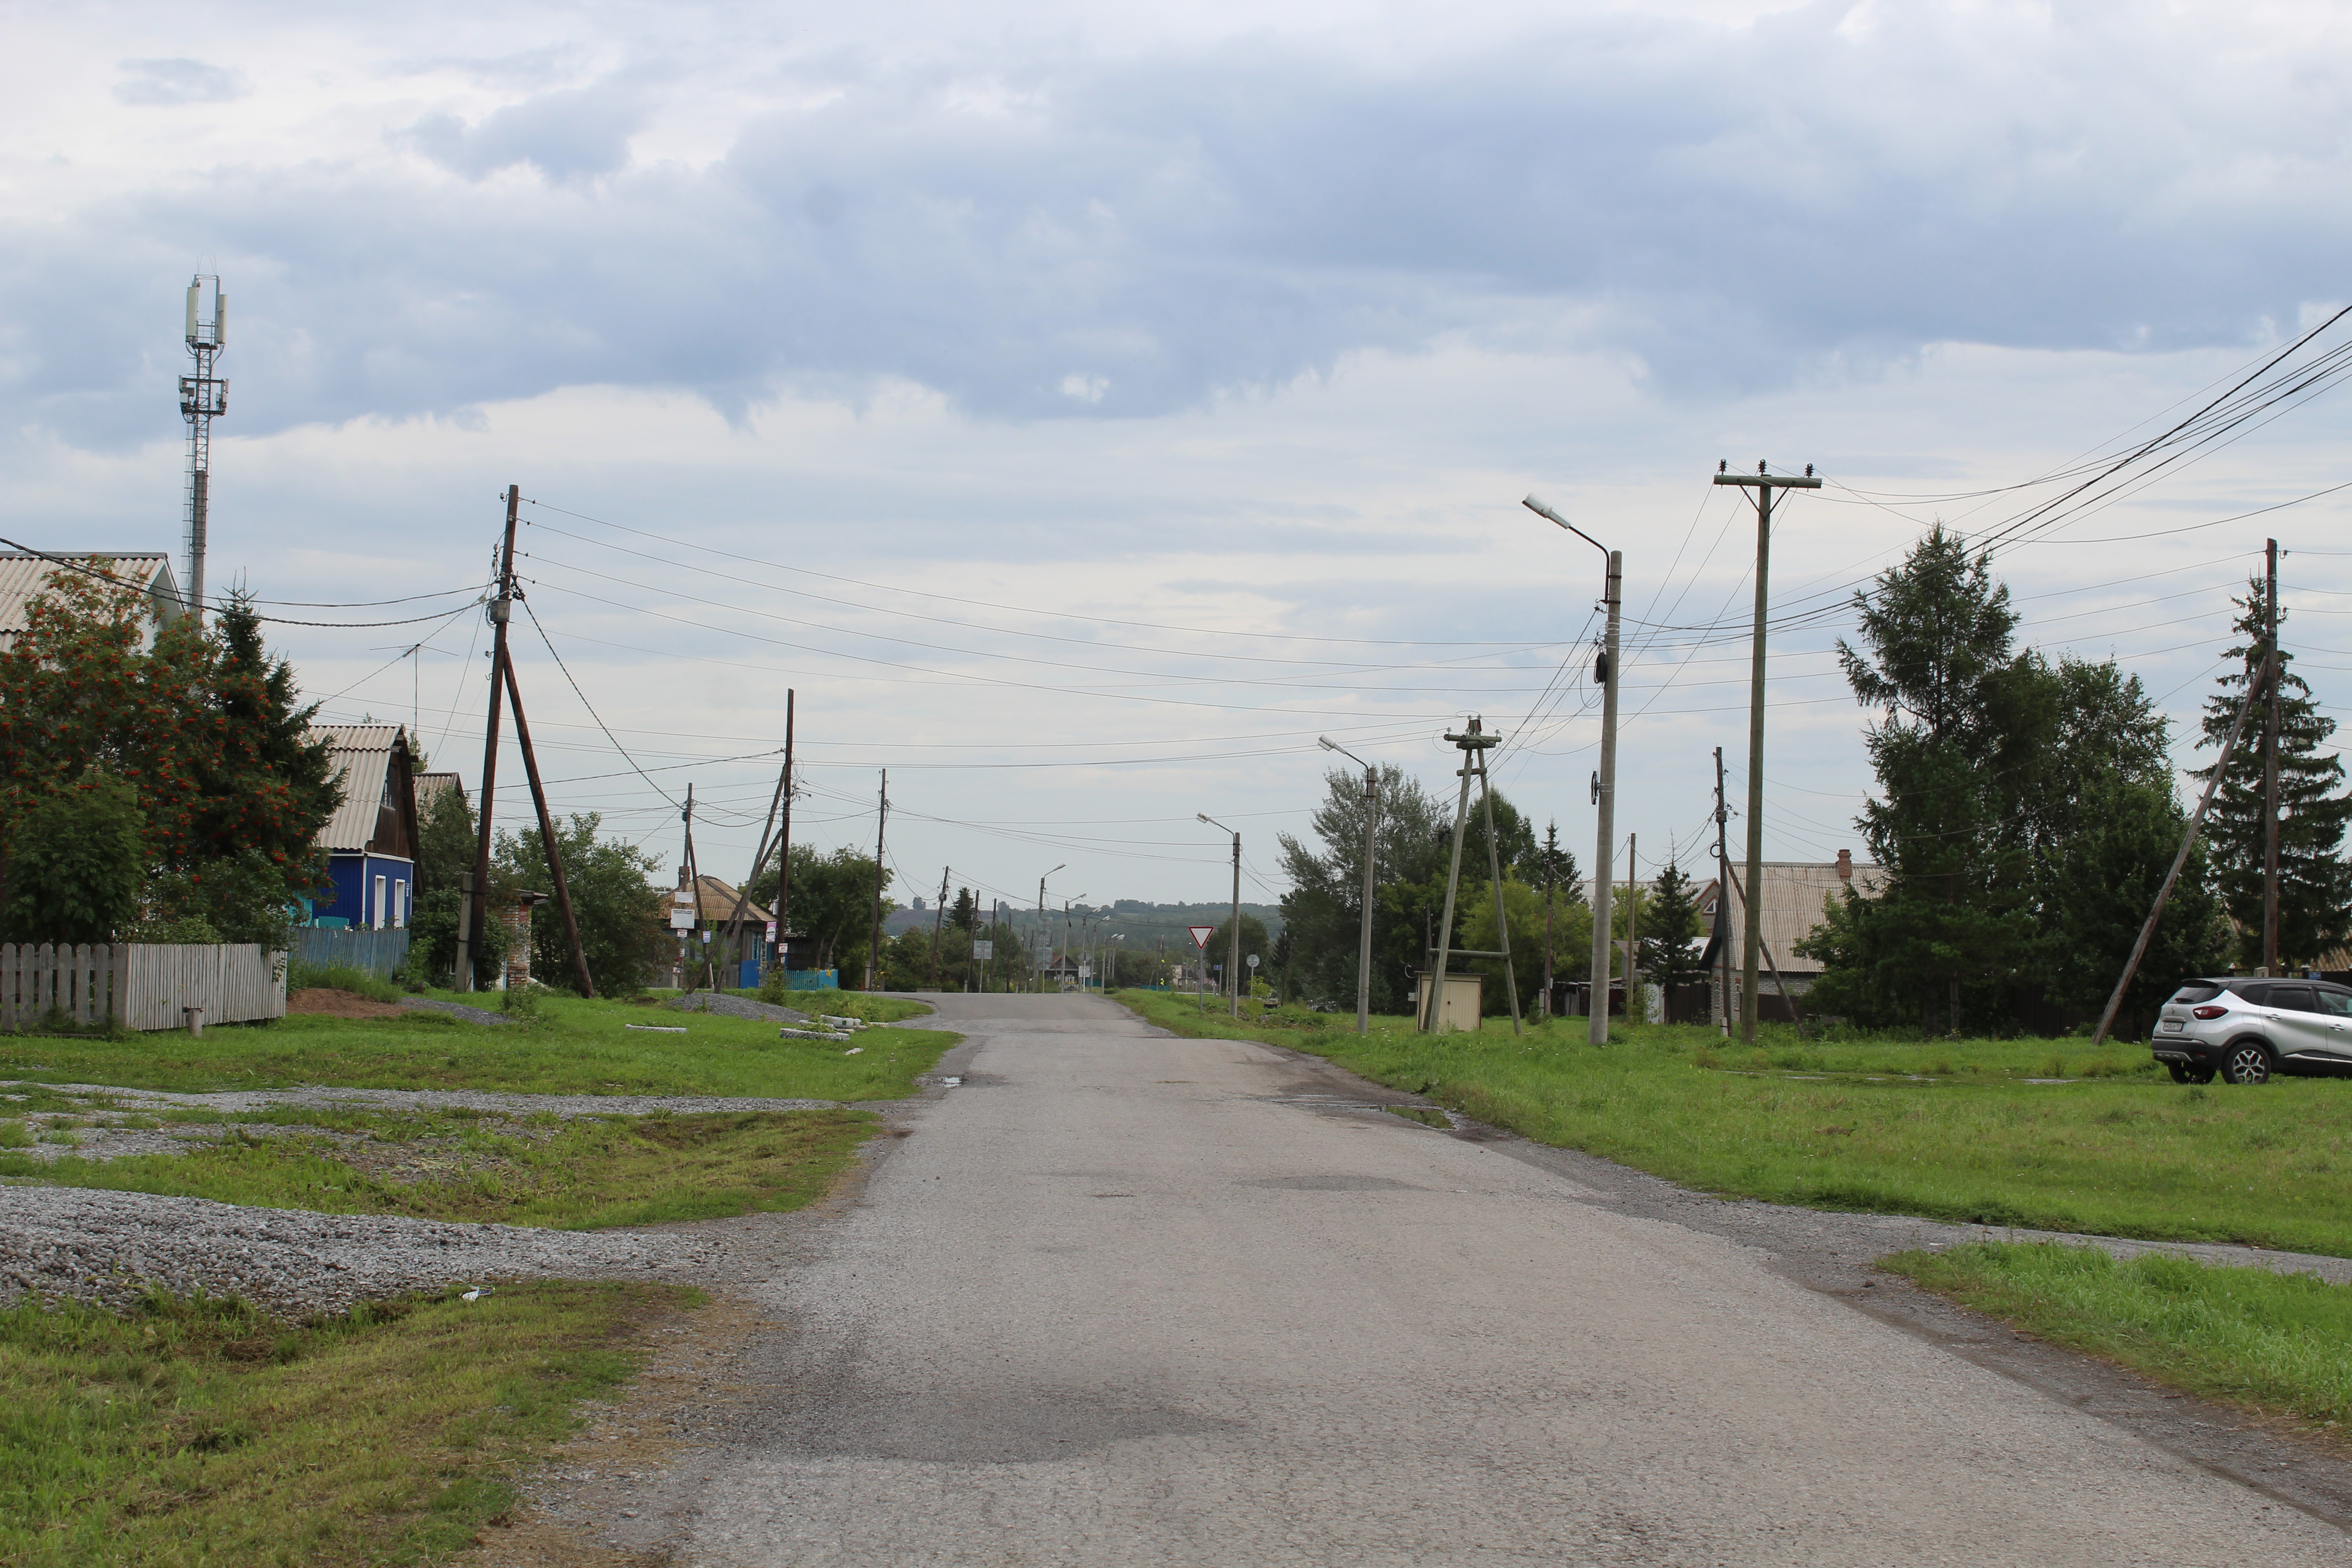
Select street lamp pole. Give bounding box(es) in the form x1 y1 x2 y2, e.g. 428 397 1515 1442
1199 814 1242 1019
1524 493 1621 1047
1319 736 1379 1035
1035 864 1064 995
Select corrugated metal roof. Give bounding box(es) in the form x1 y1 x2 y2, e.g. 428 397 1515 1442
0 553 180 649
315 725 407 853
414 772 464 819
1698 860 1883 974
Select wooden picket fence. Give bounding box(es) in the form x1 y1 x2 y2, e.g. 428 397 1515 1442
0 942 287 1032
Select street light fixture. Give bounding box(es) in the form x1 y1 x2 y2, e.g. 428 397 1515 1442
1198 813 1242 1019
1524 492 1622 1048
1035 864 1065 994
1318 736 1379 1035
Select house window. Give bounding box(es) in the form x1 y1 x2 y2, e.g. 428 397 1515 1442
373 875 387 931
393 879 407 929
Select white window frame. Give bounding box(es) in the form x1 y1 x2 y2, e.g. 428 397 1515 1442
373 874 387 931
392 878 408 929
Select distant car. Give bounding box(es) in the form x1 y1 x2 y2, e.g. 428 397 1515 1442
2151 977 2352 1084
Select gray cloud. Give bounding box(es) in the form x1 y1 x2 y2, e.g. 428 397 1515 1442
23 8 2352 449
114 58 247 106
399 77 652 182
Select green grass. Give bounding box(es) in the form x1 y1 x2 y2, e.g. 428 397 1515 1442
0 1107 877 1230
0 1279 687 1567
1118 991 2352 1257
0 990 956 1100
732 988 932 1024
1888 1242 2352 1436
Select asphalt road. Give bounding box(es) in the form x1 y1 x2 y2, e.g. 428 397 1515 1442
657 994 2347 1565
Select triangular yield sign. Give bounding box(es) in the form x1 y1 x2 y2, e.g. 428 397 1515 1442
1187 925 1217 950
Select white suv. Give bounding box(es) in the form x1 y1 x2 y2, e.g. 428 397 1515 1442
2151 977 2352 1085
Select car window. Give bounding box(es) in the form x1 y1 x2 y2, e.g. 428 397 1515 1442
2271 985 2320 1014
2171 984 2223 1004
2321 989 2352 1017
2234 983 2273 1007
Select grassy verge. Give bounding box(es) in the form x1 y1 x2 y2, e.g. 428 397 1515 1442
1887 1242 2352 1437
1117 990 2352 1257
2 1106 875 1229
0 1279 687 1567
0 990 955 1099
731 989 932 1024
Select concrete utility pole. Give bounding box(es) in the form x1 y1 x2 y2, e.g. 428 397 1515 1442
866 770 888 990
1320 737 1380 1034
928 866 951 989
2264 537 2283 976
1712 460 1821 1044
1199 815 1242 1018
1523 494 1621 1046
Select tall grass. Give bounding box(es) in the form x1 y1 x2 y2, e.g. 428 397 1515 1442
1890 1242 2352 1432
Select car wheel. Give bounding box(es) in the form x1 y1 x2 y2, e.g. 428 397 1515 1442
2167 1062 2192 1083
2166 1061 2215 1085
2223 1044 2273 1085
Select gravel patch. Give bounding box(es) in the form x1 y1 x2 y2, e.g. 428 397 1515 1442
663 993 810 1025
398 995 514 1025
0 1186 723 1318
2 1118 346 1165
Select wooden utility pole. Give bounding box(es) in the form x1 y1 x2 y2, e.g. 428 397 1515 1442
775 691 794 978
682 782 701 991
458 484 593 995
1541 821 1558 1021
499 651 595 997
2264 537 2283 975
2092 654 2276 1047
1714 746 1732 1038
928 866 951 988
1625 832 1640 1022
865 770 887 990
1712 461 1822 1044
462 487 519 993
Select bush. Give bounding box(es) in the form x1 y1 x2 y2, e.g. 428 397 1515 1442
500 984 549 1022
0 776 146 944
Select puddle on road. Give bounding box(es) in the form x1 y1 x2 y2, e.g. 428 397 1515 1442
1384 1106 1450 1129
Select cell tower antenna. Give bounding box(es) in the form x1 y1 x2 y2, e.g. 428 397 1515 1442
179 274 228 620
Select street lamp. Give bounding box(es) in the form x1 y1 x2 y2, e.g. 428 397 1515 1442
1036 864 1065 994
1523 492 1622 1048
1198 813 1242 1019
1318 736 1379 1035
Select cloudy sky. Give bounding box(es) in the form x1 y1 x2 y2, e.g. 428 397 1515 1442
7 0 2351 930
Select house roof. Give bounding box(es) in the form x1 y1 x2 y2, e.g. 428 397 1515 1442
679 872 776 926
0 553 182 651
414 772 465 819
314 725 412 854
1696 858 1883 975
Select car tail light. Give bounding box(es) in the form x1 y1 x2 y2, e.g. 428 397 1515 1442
2192 1005 2228 1019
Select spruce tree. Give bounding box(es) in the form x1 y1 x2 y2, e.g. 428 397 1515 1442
2194 580 2352 968
1637 859 1706 991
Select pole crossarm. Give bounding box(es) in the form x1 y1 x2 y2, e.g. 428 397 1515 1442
1712 474 1824 490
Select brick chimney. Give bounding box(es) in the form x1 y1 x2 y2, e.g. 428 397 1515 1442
1835 849 1853 884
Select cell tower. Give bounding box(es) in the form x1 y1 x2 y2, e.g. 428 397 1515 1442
179 275 227 618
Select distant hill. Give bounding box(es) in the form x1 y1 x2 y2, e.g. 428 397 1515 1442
882 899 1283 949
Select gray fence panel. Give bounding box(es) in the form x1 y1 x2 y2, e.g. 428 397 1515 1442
289 926 412 980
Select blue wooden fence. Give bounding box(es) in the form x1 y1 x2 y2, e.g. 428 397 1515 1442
290 926 411 980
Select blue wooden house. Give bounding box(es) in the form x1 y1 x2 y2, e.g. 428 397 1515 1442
309 725 422 930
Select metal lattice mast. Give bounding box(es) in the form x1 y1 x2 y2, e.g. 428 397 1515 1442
179 276 227 619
